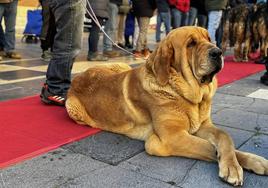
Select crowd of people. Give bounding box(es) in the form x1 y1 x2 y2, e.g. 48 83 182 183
0 0 267 106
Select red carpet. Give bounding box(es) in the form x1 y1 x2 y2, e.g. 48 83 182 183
0 97 100 168
0 56 265 169
217 55 265 86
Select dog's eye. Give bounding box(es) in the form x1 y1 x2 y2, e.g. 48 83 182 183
187 39 196 48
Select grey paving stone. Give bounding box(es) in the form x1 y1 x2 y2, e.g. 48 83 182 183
217 126 254 148
217 78 266 97
212 108 268 134
213 93 254 109
63 132 144 165
0 149 107 188
212 93 268 115
119 152 195 185
238 134 268 187
239 134 268 159
179 161 233 188
179 134 268 188
59 165 173 188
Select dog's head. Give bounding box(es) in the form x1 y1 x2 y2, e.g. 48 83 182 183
147 26 223 86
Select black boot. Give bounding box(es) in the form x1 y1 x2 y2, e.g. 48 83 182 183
255 56 268 64
260 60 268 86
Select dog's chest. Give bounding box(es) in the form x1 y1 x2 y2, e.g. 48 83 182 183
188 102 210 134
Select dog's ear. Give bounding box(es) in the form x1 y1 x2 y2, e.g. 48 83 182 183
146 39 174 86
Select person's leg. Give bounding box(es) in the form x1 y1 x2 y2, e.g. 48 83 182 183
162 12 171 36
197 14 207 28
40 0 51 51
44 0 85 99
260 60 268 85
3 0 20 59
103 2 120 57
155 12 162 42
188 7 197 26
207 10 223 44
0 24 5 51
134 17 150 59
87 19 108 61
171 8 182 28
117 13 126 46
182 11 189 26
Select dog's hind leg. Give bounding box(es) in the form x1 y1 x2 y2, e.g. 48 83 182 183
65 96 95 127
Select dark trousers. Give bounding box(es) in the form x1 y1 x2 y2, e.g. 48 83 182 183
88 18 106 54
40 0 56 51
45 0 85 96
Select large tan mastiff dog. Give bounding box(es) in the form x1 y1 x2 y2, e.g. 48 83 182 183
66 26 268 186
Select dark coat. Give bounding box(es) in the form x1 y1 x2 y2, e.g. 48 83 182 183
87 0 109 19
156 0 170 12
132 0 157 17
110 0 123 6
205 0 228 11
190 0 207 15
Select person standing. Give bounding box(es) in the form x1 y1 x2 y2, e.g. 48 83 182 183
0 0 21 59
168 0 190 28
40 0 85 106
87 0 109 61
205 0 228 45
132 0 156 59
155 0 171 43
102 0 122 58
39 0 56 62
117 0 131 48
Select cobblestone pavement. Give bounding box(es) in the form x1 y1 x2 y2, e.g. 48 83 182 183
0 6 268 188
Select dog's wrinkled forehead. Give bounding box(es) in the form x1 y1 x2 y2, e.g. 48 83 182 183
168 26 211 46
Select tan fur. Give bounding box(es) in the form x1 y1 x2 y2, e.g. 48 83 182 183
66 27 268 186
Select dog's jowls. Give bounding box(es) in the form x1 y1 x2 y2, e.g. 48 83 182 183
66 26 268 186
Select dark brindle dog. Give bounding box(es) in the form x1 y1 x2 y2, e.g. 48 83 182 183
251 2 268 58
222 3 253 62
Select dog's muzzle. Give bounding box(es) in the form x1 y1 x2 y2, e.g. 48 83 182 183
201 47 223 83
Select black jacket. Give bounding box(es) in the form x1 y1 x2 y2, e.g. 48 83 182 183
110 0 122 6
87 0 109 19
190 0 206 15
132 0 157 17
156 0 170 12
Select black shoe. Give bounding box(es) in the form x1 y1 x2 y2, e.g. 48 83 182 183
260 72 268 86
40 84 66 106
117 43 125 49
255 57 268 64
125 43 133 49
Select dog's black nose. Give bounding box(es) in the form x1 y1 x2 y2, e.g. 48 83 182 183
209 48 222 59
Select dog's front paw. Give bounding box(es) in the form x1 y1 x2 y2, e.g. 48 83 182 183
242 153 268 175
219 155 243 186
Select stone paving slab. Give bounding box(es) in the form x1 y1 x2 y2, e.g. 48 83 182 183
213 92 268 115
212 108 268 134
58 166 174 188
119 152 196 185
63 132 144 165
217 126 254 148
217 75 266 96
0 149 108 188
179 134 268 188
238 134 268 187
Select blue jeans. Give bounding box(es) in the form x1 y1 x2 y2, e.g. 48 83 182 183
103 2 118 52
156 11 171 42
207 10 223 44
46 0 85 95
170 8 188 28
188 7 197 26
0 0 18 52
0 24 5 50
